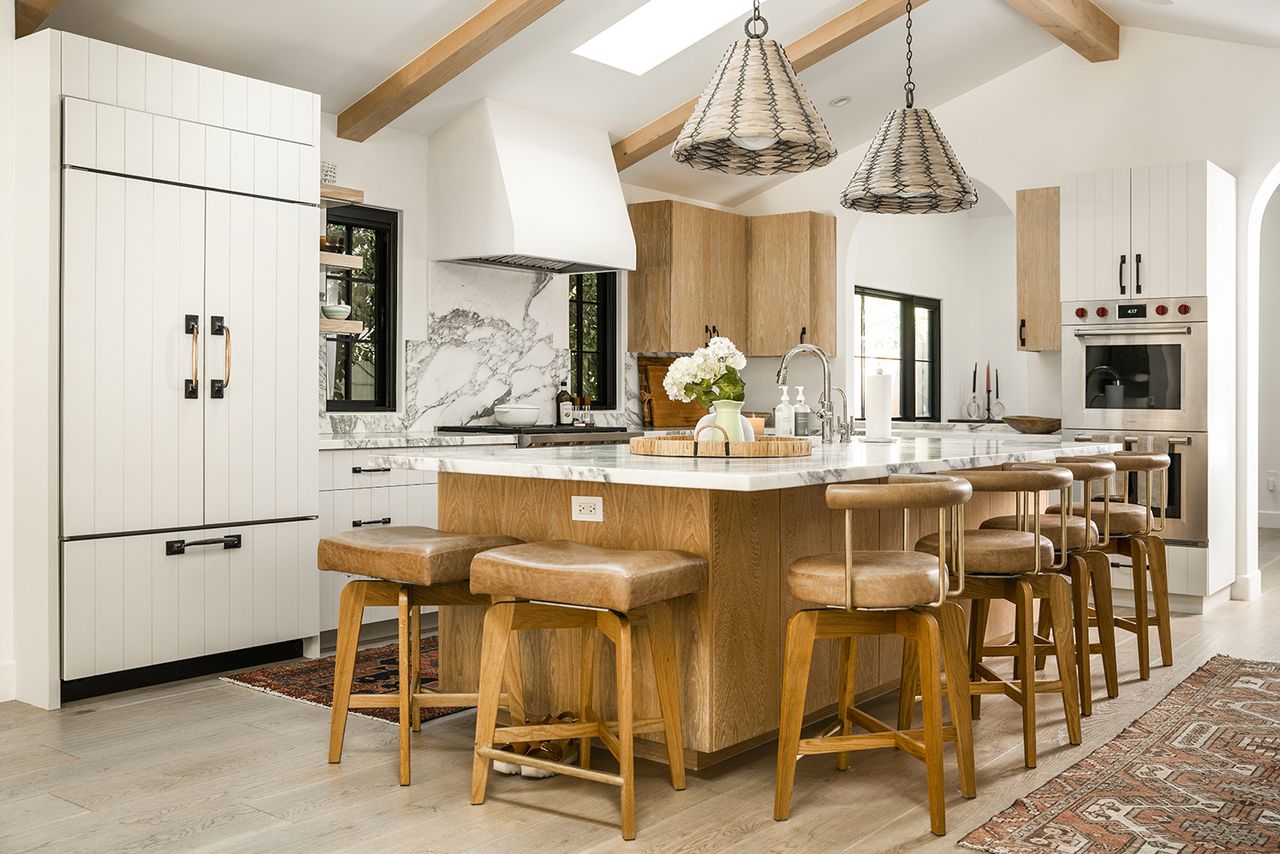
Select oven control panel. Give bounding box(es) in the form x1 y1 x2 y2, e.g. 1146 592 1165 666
1063 296 1207 325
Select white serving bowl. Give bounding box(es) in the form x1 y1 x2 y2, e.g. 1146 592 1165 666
494 405 540 427
321 304 352 320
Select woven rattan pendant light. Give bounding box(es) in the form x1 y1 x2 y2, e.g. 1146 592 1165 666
840 0 977 213
672 0 836 175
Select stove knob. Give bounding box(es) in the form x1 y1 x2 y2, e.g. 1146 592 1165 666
1075 307 1088 319
1155 304 1168 316
1096 306 1109 318
1178 303 1191 316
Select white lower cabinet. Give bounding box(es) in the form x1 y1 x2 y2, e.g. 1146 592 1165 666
61 519 319 680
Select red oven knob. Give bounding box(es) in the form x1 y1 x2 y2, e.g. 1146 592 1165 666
1096 306 1109 318
1155 304 1168 316
1075 307 1088 319
1178 303 1191 316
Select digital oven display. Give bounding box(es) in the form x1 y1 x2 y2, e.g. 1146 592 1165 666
1117 303 1147 319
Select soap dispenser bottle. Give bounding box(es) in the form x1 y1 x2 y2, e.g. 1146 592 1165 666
774 386 794 437
793 386 812 437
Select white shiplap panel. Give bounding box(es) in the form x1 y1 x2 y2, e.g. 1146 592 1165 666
269 83 293 141
1112 168 1131 297
389 485 408 526
177 547 205 660
318 452 334 491
171 60 199 121
1129 166 1149 296
277 142 300 202
297 520 319 637
253 135 278 199
203 535 231 655
332 451 354 490
229 130 253 196
1074 174 1095 301
61 32 90 99
122 179 155 532
152 115 180 182
178 120 205 187
123 109 153 179
63 97 96 169
177 188 207 528
227 194 256 522
292 89 314 146
275 203 301 520
252 523 278 645
61 541 96 679
87 39 117 105
424 483 439 527
1186 161 1209 298
122 535 153 669
299 142 320 205
1168 162 1189 296
223 73 248 131
94 176 126 535
198 66 224 127
317 491 341 632
152 535 180 665
95 103 125 174
275 520 301 640
1147 165 1171 299
252 199 280 521
145 53 173 116
204 192 232 525
205 126 231 191
151 184 181 532
297 205 320 515
93 537 126 675
62 171 97 537
116 47 147 111
246 78 271 136
228 525 255 649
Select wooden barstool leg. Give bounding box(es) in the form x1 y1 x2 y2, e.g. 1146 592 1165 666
1034 596 1052 672
1047 575 1083 745
647 601 687 791
614 615 636 841
897 638 918 732
936 602 976 799
410 601 422 733
578 626 595 771
1015 580 1037 768
773 610 819 822
914 612 946 837
1069 556 1093 717
1145 536 1173 667
1086 550 1120 698
1130 538 1151 680
470 602 516 806
397 586 412 786
969 599 990 720
836 636 858 771
503 632 526 727
329 580 367 764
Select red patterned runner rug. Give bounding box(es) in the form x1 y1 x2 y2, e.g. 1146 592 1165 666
961 655 1280 853
221 635 463 725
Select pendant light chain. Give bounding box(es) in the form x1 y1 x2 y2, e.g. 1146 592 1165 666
904 0 915 108
745 0 768 39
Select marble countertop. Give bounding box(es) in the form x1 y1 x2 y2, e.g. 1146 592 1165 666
318 432 518 451
368 434 1120 492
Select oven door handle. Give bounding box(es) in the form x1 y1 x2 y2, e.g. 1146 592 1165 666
1168 436 1193 447
1073 326 1192 337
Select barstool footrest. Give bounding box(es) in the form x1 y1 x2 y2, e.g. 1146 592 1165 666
346 690 509 710
475 746 623 787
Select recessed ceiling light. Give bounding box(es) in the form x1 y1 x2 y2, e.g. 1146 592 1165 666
573 0 765 76
829 95 852 108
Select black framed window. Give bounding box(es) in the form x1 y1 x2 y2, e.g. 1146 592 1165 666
854 287 941 421
568 272 617 410
325 206 397 412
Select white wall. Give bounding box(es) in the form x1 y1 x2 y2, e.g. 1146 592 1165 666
1259 195 1280 527
0 0 16 702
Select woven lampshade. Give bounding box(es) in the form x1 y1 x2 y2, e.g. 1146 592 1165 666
673 37 837 175
839 107 977 213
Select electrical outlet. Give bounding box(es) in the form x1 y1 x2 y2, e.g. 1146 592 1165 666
571 495 604 523
1269 471 1278 493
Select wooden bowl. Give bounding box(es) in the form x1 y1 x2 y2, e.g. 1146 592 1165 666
1002 415 1062 435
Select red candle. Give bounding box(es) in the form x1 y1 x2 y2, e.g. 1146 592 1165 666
985 362 991 392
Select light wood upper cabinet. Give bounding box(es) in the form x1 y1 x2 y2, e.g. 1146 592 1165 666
627 200 747 353
746 211 836 356
1016 187 1061 352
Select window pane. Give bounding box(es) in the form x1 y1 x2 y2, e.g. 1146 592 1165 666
583 303 599 351
581 273 597 302
350 340 376 401
351 227 377 278
582 353 599 402
569 315 579 351
914 306 932 360
915 363 931 418
860 295 902 359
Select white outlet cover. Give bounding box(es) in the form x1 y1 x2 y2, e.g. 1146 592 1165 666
572 495 604 522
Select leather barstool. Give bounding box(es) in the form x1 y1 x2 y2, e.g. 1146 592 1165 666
913 464 1082 770
467 540 706 841
980 457 1121 715
318 525 524 785
1048 451 1173 680
774 475 976 838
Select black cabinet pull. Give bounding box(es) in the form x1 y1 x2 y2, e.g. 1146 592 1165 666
210 315 230 398
1019 319 1027 347
711 325 719 337
704 324 711 338
800 326 807 343
352 517 392 527
1135 253 1142 295
166 534 242 556
1119 254 1127 295
352 466 392 474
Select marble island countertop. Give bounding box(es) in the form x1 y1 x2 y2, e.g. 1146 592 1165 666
369 434 1119 492
318 432 517 451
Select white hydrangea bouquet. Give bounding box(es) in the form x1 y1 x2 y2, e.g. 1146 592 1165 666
663 337 747 409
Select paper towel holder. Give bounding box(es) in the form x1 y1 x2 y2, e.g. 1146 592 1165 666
862 369 898 444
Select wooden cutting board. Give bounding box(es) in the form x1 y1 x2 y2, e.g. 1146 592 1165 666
640 358 705 428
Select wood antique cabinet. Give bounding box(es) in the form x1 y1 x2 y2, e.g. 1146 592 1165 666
1016 187 1061 352
746 211 836 356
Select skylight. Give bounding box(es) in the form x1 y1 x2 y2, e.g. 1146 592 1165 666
572 0 765 77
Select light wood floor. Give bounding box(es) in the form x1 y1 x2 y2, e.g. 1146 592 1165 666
4 535 1280 854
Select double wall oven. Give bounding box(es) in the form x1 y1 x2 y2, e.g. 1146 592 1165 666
1062 296 1208 545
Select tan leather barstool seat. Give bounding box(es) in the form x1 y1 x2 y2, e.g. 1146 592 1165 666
789 551 941 609
470 540 706 613
1046 502 1150 535
979 514 1099 551
917 529 1052 575
318 525 521 587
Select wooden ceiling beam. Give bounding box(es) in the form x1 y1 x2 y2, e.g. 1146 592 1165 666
338 0 565 142
16 0 63 38
611 0 929 172
1003 0 1119 63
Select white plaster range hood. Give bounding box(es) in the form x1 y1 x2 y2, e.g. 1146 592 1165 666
427 99 636 274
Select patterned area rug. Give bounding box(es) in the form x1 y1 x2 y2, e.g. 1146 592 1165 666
961 655 1280 853
222 635 463 725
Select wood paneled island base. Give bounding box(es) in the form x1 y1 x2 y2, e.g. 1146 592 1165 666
436 472 1021 769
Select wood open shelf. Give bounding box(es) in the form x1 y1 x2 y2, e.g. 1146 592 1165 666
320 251 363 270
319 318 364 335
320 184 364 208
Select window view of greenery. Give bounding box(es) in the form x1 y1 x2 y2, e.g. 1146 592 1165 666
569 272 617 409
854 287 940 421
326 206 396 412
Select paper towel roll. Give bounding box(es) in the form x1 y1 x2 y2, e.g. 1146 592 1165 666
865 371 893 442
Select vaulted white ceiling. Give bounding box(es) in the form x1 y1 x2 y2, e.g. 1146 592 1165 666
43 0 1280 207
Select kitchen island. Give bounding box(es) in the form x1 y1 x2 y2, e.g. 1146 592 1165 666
371 434 1120 769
